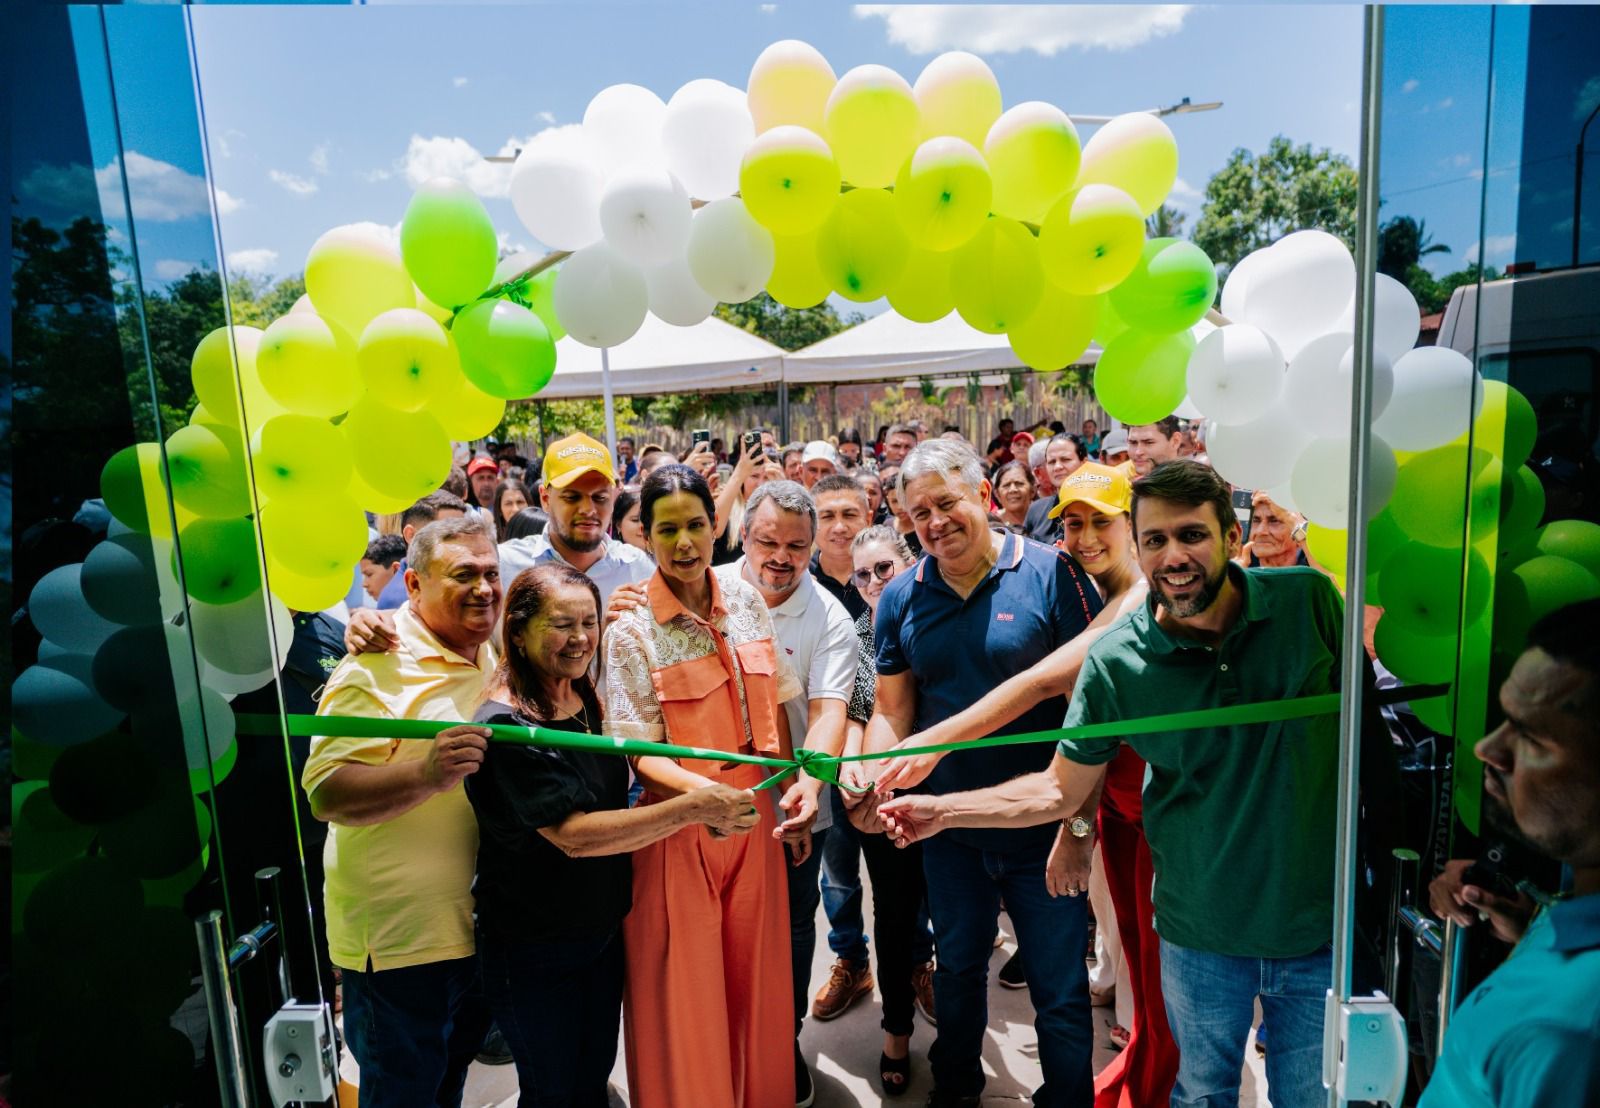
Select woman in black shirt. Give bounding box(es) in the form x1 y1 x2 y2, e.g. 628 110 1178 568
467 563 759 1107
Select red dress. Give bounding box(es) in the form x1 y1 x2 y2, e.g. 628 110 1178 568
1093 748 1180 1107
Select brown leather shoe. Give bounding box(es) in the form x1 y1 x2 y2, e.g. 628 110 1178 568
812 958 874 1021
911 960 937 1026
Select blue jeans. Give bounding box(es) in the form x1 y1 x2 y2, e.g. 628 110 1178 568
341 955 493 1108
1159 938 1331 1108
823 790 936 966
478 927 623 1108
789 825 828 1037
922 835 1093 1107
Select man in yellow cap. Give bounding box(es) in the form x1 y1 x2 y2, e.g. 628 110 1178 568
500 432 653 604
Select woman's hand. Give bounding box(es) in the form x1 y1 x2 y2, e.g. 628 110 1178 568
777 777 820 861
685 441 717 478
345 607 399 654
1046 822 1094 898
605 582 648 626
690 783 762 836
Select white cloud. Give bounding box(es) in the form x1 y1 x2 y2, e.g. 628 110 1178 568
1576 76 1600 124
853 4 1191 55
214 129 246 159
18 162 100 212
226 247 279 274
1436 97 1454 111
309 143 331 175
93 152 241 221
153 258 198 281
760 3 777 11
453 76 469 88
537 110 557 125
1401 78 1420 94
400 125 583 197
362 167 394 183
1464 234 1517 265
269 169 319 196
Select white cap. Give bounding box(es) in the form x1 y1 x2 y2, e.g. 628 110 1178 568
802 441 838 467
1100 427 1129 455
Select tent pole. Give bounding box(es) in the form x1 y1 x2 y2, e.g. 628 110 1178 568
601 346 617 459
778 376 790 444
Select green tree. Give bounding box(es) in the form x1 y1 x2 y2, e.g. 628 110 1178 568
1192 136 1359 277
1401 262 1501 316
1378 214 1450 281
1145 204 1189 240
713 292 860 352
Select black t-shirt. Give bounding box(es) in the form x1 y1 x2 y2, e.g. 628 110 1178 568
810 551 869 621
466 691 632 941
1024 495 1062 545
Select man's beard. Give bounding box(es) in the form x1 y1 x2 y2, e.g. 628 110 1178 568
554 521 604 553
1154 560 1227 618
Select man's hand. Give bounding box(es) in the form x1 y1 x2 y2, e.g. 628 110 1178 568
605 581 648 625
421 725 491 791
1428 858 1535 944
874 744 945 795
777 777 820 861
346 607 400 655
878 793 948 848
1046 822 1094 898
690 783 762 836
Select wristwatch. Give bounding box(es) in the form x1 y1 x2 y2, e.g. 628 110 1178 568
1067 816 1092 839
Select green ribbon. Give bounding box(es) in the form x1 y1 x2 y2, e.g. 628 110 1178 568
236 683 1442 795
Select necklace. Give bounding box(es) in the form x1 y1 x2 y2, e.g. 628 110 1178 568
559 697 593 733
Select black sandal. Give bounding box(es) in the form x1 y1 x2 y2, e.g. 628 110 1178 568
879 1050 911 1097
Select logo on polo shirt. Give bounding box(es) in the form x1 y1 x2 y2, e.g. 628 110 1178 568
996 612 1015 621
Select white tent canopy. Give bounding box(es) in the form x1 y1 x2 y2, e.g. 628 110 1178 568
783 309 1031 384
539 313 785 400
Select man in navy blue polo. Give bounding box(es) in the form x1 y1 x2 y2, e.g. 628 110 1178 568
861 439 1102 1108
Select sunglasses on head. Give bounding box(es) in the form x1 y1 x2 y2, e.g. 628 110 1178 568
851 560 900 587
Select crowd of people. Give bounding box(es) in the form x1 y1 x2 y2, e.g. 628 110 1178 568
300 412 1598 1108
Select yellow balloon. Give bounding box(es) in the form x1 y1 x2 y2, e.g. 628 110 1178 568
256 312 362 419
435 364 508 442
1038 184 1147 295
984 102 1082 224
1008 284 1100 371
913 51 1002 149
251 414 353 503
347 468 415 515
739 125 841 236
1076 112 1179 217
190 326 265 426
815 188 911 302
304 225 416 339
414 285 453 323
887 246 956 323
950 217 1045 334
893 138 992 252
357 308 462 413
767 232 832 309
747 39 837 136
342 398 451 503
823 64 920 189
265 556 357 614
259 495 368 579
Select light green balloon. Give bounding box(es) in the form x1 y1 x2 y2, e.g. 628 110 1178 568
266 557 363 615
768 232 833 309
256 312 362 419
739 125 842 236
886 246 956 323
1374 614 1459 685
305 225 416 339
435 368 508 443
1092 328 1195 425
189 326 265 426
1305 523 1347 575
1521 519 1600 580
165 424 249 519
1008 284 1098 371
342 398 452 503
1390 445 1494 547
401 178 499 310
251 414 353 503
174 518 260 605
893 137 992 252
1109 237 1217 334
824 65 921 189
815 188 910 303
983 101 1081 224
1093 295 1132 347
451 299 557 400
1475 380 1538 466
260 495 368 579
523 269 565 342
1039 185 1147 296
1498 464 1545 548
357 308 462 413
1378 541 1490 638
950 217 1044 334
1496 554 1600 649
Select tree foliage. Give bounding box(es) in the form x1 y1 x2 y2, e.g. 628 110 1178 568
713 292 860 352
1377 214 1450 281
1402 262 1501 316
1192 136 1358 277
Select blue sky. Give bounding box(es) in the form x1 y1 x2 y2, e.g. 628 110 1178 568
27 4 1559 301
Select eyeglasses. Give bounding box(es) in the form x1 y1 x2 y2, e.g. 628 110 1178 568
851 560 901 587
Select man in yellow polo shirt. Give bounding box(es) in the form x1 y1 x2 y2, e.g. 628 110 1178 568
303 515 500 1107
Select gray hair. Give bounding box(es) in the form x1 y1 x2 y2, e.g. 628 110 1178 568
742 479 817 540
1028 439 1049 469
851 523 916 566
886 422 917 441
897 439 986 498
409 513 496 577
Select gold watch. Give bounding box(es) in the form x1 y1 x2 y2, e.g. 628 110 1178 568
1068 816 1092 839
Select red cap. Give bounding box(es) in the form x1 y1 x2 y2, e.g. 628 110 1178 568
466 457 499 477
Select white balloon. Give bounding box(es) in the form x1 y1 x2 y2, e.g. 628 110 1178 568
30 564 120 653
1237 230 1355 361
646 256 717 326
81 534 163 626
1174 395 1205 420
1333 272 1422 365
189 591 293 677
1262 481 1300 515
1219 247 1269 322
493 250 541 286
1283 332 1394 438
583 83 667 177
554 242 649 348
1185 324 1285 427
686 197 775 304
1205 401 1313 490
599 164 693 267
662 78 756 200
510 130 604 251
14 660 125 747
289 293 316 316
1288 434 1398 529
1373 345 1484 451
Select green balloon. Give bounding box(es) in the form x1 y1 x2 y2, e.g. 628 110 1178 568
1093 328 1195 425
1374 614 1459 685
1498 464 1545 548
815 188 910 303
343 398 452 503
950 216 1045 334
401 178 499 310
1411 683 1457 736
1093 295 1131 347
101 444 157 533
886 246 956 323
1476 380 1537 466
523 269 565 341
451 299 557 400
1108 237 1217 335
1390 445 1495 547
1495 554 1600 649
1522 519 1600 580
165 425 250 519
251 414 353 503
174 517 261 605
1378 541 1490 638
260 496 368 579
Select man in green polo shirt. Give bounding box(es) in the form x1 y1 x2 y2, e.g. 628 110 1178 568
878 460 1361 1108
